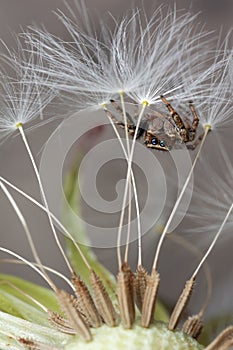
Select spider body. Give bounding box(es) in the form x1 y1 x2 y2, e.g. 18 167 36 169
105 96 203 151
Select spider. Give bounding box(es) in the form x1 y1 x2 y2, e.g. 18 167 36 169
104 96 204 151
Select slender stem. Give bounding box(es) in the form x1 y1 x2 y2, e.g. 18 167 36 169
119 93 133 264
17 124 73 274
192 202 233 279
0 258 75 291
106 117 142 264
152 126 211 271
117 102 147 269
0 175 91 270
0 246 56 290
119 92 130 156
167 233 212 317
124 178 132 263
0 180 54 288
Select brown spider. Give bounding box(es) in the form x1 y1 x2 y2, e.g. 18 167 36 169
104 96 204 151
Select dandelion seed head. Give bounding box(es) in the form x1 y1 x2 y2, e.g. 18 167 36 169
0 40 56 142
24 5 214 109
175 34 233 130
0 75 54 142
190 67 233 130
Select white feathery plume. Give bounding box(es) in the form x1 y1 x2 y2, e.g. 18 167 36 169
174 34 233 129
195 66 233 129
0 40 56 143
56 91 115 112
24 5 214 108
126 15 214 104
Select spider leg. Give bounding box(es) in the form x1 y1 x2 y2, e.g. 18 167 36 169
110 99 135 125
110 99 147 139
134 107 148 137
104 106 140 139
166 114 177 129
160 95 189 143
186 131 205 150
103 107 126 129
188 101 199 142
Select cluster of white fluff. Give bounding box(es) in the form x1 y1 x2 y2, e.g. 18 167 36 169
26 10 207 100
25 6 233 128
0 4 232 138
0 40 56 142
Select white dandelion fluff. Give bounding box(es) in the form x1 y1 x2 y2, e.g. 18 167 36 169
196 71 233 129
0 41 56 143
24 5 214 108
174 34 233 130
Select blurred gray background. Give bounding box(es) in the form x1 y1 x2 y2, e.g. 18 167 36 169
0 0 233 329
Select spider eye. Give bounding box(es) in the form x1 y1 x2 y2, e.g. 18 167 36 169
160 140 166 147
145 140 149 145
151 138 158 145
